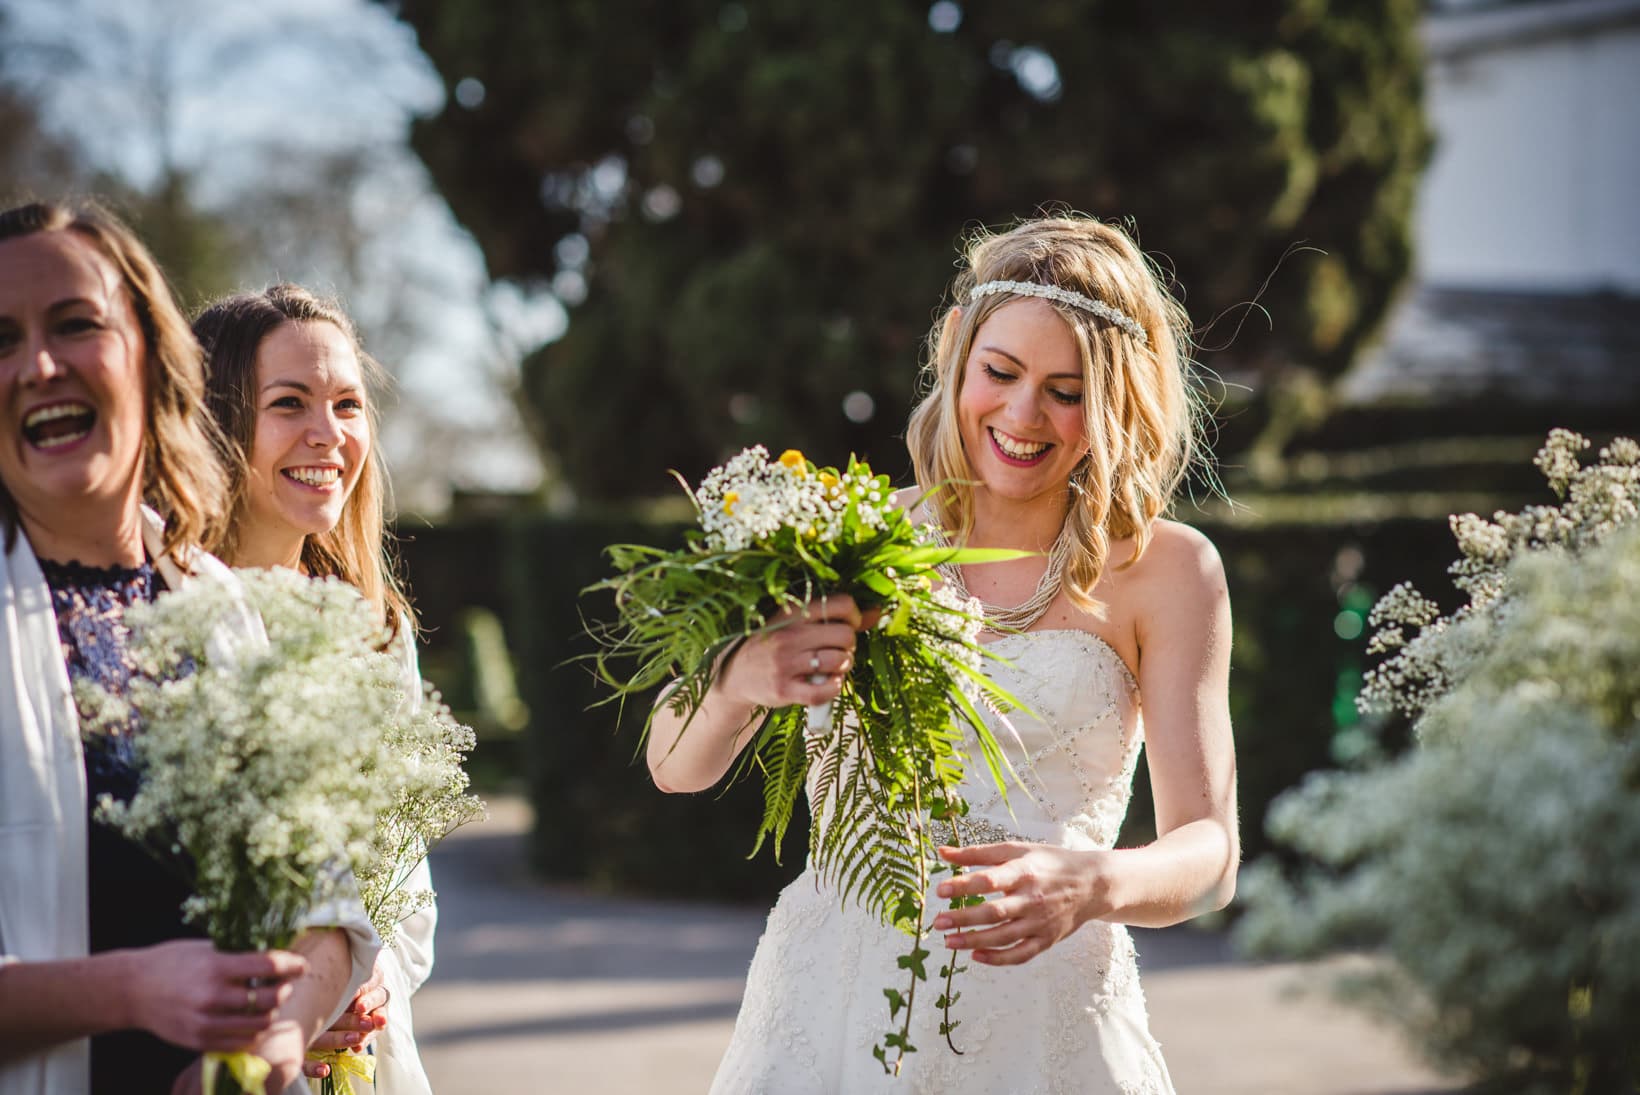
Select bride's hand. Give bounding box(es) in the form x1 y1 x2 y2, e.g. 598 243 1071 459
931 843 1115 965
717 595 875 710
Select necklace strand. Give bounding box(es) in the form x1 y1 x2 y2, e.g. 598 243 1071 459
933 520 1074 632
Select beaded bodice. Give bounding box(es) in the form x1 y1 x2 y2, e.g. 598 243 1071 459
805 627 1145 853
722 627 1173 1095
955 628 1144 850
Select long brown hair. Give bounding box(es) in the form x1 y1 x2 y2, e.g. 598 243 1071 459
0 199 230 558
906 215 1204 613
193 284 412 632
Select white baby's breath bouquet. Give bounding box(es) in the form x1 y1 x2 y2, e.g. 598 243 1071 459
78 567 481 1095
591 446 1028 1073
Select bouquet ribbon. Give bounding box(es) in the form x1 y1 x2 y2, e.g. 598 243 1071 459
306 1048 377 1094
203 1050 271 1094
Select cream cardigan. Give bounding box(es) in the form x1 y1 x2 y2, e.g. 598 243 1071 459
373 627 437 1095
0 509 378 1095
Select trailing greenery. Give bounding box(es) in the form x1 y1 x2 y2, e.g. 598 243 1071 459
588 447 1025 1071
1235 431 1640 1094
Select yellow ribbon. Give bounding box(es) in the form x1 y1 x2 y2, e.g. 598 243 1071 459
202 1050 272 1095
305 1049 377 1094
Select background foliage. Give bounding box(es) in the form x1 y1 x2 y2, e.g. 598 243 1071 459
394 0 1429 500
1235 438 1640 1093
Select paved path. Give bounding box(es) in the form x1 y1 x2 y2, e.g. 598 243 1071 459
415 799 1462 1094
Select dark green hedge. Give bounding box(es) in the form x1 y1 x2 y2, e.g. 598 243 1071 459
503 516 808 902
399 509 1467 903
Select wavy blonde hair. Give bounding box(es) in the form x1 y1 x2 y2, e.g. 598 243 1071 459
905 216 1202 612
0 200 230 559
193 284 413 633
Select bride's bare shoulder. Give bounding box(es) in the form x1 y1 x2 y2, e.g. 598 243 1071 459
1124 518 1227 602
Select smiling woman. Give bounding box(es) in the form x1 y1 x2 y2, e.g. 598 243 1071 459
193 286 433 1094
193 285 409 632
660 216 1235 1094
0 204 225 564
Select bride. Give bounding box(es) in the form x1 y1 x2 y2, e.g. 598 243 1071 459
649 215 1237 1093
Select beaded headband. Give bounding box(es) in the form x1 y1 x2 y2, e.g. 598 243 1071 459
969 280 1149 345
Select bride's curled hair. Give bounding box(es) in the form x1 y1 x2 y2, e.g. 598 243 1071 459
905 215 1204 614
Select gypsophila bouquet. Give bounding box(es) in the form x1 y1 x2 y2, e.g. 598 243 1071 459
1235 432 1640 1094
76 567 481 1095
590 447 1027 1074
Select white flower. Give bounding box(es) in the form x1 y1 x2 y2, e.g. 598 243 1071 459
81 569 482 950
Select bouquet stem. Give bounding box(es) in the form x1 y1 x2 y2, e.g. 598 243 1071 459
305 1048 377 1094
202 1050 271 1095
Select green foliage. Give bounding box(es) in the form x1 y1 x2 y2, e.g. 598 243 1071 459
587 448 1023 1070
1236 433 1640 1093
394 0 1429 500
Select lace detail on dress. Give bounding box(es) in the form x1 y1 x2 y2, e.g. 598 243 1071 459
40 557 160 725
711 630 1177 1094
958 629 1145 851
40 557 163 784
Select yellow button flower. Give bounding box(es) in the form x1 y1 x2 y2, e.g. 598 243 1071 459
723 491 740 513
779 449 808 477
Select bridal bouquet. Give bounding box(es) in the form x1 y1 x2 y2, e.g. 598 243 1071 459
77 567 482 1095
590 446 1026 1073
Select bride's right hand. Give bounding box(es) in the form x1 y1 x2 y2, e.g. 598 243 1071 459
717 594 873 710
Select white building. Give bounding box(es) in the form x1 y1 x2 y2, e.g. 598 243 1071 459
1340 0 1640 408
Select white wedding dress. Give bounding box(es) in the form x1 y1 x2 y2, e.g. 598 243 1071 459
711 629 1176 1095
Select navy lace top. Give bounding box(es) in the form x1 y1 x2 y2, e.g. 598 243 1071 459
42 558 203 1093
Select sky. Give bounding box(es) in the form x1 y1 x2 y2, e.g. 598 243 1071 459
1 0 560 510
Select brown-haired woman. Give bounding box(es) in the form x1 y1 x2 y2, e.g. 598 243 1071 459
193 285 433 1094
0 201 377 1095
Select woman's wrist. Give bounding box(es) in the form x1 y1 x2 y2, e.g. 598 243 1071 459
1076 849 1121 926
73 949 141 1033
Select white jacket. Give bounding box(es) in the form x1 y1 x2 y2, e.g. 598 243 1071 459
371 627 438 1095
0 510 378 1095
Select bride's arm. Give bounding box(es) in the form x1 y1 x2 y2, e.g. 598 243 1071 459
1090 522 1238 926
934 523 1237 960
647 596 868 793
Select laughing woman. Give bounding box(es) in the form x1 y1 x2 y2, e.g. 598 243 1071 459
193 285 436 1095
0 202 376 1095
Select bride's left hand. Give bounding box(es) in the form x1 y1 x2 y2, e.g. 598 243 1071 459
931 843 1115 966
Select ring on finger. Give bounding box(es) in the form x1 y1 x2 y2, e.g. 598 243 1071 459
244 985 259 1014
808 651 821 673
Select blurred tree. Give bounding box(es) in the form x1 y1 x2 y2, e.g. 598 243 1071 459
1 2 246 304
2 0 548 511
393 0 1428 501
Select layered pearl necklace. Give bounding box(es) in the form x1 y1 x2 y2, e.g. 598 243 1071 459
932 518 1075 632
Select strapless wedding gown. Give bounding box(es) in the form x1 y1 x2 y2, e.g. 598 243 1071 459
711 629 1176 1094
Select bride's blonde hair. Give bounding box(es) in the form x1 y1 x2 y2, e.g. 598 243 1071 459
905 215 1202 613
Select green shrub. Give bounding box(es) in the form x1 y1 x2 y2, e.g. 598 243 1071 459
1236 432 1640 1093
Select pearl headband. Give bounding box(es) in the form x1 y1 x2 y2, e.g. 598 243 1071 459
969 280 1149 345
